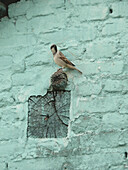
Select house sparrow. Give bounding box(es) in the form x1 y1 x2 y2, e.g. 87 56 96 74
50 44 82 74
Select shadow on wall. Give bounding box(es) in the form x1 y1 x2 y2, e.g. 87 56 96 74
0 0 20 19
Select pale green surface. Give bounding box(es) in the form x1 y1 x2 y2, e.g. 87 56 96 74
0 0 128 169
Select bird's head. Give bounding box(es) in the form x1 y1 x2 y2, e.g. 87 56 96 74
50 44 57 55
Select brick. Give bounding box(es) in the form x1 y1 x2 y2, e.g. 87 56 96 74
86 40 117 59
0 104 26 124
102 112 128 130
26 3 54 20
28 13 67 35
111 2 128 17
80 62 99 75
70 0 117 5
0 124 20 140
75 24 98 41
71 114 101 134
110 165 125 170
79 5 108 21
76 82 102 96
49 0 66 8
0 163 6 170
0 46 33 62
11 86 32 103
12 71 38 86
0 141 22 157
0 47 33 72
16 16 28 33
86 152 123 168
9 157 65 170
98 60 123 74
12 66 53 86
80 60 123 75
0 56 12 70
120 33 128 45
58 152 124 169
0 74 12 92
79 132 125 152
9 152 124 170
104 80 122 92
41 23 98 43
11 86 45 103
70 0 103 5
119 96 128 114
8 0 31 18
0 92 14 107
71 152 123 169
77 96 120 113
105 79 128 92
11 67 54 102
12 60 25 73
93 130 121 148
0 19 16 38
28 17 54 34
102 19 126 35
25 50 49 67
120 130 128 145
0 34 37 47
122 80 128 91
13 46 34 59
0 46 22 56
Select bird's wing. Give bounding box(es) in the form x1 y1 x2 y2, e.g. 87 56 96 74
59 51 75 66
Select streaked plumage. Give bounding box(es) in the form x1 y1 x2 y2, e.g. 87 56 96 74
50 44 82 74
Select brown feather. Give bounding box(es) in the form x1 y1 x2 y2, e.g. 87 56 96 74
59 51 75 66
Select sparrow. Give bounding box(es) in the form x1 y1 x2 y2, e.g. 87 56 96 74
50 44 82 74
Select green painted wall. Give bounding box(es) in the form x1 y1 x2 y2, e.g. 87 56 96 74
0 0 128 169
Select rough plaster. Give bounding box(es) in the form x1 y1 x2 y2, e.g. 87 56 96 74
0 0 128 169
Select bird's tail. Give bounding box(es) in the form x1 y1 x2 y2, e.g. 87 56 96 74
67 64 82 74
74 67 82 74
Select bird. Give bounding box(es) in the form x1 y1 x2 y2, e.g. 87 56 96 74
50 44 82 74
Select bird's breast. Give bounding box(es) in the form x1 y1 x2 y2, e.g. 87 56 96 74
54 55 66 67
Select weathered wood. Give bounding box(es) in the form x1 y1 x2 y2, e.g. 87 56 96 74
27 91 71 138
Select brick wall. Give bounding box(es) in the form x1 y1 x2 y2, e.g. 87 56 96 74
0 0 128 169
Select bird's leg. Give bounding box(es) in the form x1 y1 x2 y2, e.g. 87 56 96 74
57 68 63 71
61 66 66 71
